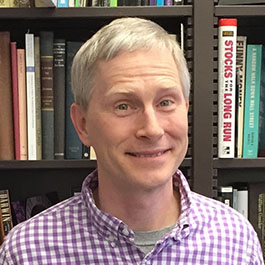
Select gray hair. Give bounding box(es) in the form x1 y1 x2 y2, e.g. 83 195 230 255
71 17 190 110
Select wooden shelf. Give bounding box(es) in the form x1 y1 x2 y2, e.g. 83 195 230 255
215 5 265 16
0 157 192 170
213 158 265 169
0 6 192 19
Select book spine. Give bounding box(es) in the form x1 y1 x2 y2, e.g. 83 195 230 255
218 186 233 207
236 36 247 158
237 187 248 219
53 39 66 160
65 42 83 159
110 0 117 5
258 49 265 157
0 0 11 7
34 36 42 160
243 45 262 158
74 0 80 6
149 0 156 5
0 190 13 238
11 42 20 160
17 49 28 160
0 32 14 160
25 33 37 160
218 18 237 158
40 31 54 160
156 0 163 5
258 193 265 260
117 0 126 5
10 0 19 6
164 0 173 5
141 0 148 5
57 0 69 6
69 0 74 6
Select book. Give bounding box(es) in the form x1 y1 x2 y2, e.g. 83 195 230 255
17 49 28 160
19 0 33 7
57 0 68 6
0 32 14 160
25 33 37 160
0 190 13 238
0 207 4 245
236 36 247 158
258 193 265 260
53 39 66 160
218 18 237 158
10 0 19 7
141 0 148 5
248 182 265 258
110 0 117 6
40 31 54 160
165 0 173 5
149 0 156 5
69 0 74 6
34 36 42 160
65 41 83 159
0 0 10 7
35 0 57 7
10 42 20 160
237 185 248 219
157 0 163 5
243 45 265 158
219 0 265 4
218 186 234 207
173 0 183 4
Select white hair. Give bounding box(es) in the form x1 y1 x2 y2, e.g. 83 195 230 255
71 17 190 110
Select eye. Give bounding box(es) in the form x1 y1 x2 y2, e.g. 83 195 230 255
116 103 129 110
159 99 172 107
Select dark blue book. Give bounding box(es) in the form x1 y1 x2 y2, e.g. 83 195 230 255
65 41 83 159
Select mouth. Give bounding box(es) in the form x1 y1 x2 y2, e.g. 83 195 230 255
126 149 169 158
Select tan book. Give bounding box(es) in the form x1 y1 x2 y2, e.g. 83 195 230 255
17 49 28 160
0 32 14 160
0 0 11 7
10 0 19 7
34 36 42 160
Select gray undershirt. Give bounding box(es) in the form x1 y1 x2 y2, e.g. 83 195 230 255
134 224 175 255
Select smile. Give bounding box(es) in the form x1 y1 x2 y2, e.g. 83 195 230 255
126 150 168 158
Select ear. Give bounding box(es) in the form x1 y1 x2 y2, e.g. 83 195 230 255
70 103 92 147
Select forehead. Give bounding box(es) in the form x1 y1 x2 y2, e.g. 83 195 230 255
93 49 181 94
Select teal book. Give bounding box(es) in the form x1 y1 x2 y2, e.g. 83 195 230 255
243 45 265 158
65 41 83 159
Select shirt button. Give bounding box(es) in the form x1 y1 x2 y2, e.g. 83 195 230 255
122 228 130 236
110 242 116 248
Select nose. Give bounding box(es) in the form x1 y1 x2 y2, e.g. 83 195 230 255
135 107 164 141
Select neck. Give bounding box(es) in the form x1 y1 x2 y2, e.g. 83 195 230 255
93 181 180 231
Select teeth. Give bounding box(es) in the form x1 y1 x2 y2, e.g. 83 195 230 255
135 151 164 158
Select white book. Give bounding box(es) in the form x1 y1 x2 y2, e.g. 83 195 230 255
218 18 237 158
237 189 248 219
236 36 247 158
25 33 37 160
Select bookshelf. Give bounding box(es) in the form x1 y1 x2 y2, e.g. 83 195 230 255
0 0 265 207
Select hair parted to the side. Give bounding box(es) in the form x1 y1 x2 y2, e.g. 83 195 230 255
71 17 190 110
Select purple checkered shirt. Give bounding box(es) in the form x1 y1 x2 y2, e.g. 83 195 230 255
0 169 263 264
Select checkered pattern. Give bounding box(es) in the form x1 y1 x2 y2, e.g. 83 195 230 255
0 169 263 264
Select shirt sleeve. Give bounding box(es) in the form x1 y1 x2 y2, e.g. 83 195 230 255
0 242 13 265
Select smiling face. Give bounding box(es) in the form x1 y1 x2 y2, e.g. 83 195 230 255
72 48 189 194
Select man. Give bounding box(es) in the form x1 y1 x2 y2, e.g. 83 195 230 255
0 17 263 264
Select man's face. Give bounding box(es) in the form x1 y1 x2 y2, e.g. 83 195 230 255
81 49 189 192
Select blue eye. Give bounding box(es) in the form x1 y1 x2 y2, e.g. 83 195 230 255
160 100 172 106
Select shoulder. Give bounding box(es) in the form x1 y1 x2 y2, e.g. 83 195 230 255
190 191 263 263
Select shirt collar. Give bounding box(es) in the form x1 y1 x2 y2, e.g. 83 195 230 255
81 169 194 242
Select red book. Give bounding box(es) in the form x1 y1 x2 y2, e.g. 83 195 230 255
11 42 20 160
